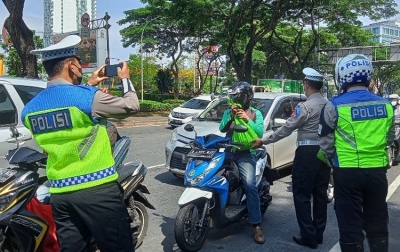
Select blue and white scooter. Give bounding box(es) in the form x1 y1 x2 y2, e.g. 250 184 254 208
174 124 272 252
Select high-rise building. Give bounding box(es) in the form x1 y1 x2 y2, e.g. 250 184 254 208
43 0 97 46
363 19 400 44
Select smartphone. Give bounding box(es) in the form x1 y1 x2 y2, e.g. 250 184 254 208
105 63 123 77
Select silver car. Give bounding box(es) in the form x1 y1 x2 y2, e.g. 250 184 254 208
0 77 47 168
165 92 307 177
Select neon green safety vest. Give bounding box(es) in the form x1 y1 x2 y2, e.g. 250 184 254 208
21 85 117 194
332 91 393 168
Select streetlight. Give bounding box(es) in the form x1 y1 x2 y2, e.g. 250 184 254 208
140 17 159 101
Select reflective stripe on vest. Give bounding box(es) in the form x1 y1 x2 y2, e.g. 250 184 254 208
77 125 100 160
49 166 116 188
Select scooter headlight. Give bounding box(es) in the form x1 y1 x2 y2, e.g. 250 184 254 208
186 156 222 186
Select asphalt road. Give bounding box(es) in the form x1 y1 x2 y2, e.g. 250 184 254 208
118 125 400 252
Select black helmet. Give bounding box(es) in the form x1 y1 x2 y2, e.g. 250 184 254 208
228 81 254 109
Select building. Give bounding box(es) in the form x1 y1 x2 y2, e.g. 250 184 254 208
43 0 97 47
363 19 400 44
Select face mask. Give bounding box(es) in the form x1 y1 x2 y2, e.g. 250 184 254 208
71 63 83 85
391 101 397 106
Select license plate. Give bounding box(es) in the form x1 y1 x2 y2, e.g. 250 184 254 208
186 149 217 159
171 120 183 125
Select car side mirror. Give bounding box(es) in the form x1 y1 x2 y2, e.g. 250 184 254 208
273 118 287 128
184 124 194 132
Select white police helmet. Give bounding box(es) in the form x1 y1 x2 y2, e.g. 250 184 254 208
335 54 374 91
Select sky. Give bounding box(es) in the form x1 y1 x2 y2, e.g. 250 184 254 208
0 0 144 63
1 0 400 63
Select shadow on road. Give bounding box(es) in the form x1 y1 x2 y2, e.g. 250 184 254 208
153 213 181 252
154 171 185 187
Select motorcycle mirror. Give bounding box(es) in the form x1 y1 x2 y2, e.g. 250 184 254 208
9 126 20 138
184 124 195 132
232 125 248 133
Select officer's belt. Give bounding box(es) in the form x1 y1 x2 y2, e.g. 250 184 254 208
297 140 319 146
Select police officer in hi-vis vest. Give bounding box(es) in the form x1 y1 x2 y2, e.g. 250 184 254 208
253 68 330 249
22 35 139 252
319 54 395 252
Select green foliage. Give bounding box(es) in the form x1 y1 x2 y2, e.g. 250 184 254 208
163 99 186 104
127 54 159 92
110 90 123 97
118 0 398 94
372 63 400 95
142 93 190 102
1 32 44 77
155 69 174 93
139 100 174 112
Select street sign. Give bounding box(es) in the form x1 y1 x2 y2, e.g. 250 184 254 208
81 27 90 37
81 13 90 28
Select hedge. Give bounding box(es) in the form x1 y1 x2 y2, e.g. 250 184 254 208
108 90 188 112
139 100 174 112
109 89 191 102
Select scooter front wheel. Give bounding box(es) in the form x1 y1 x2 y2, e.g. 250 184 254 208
174 203 209 252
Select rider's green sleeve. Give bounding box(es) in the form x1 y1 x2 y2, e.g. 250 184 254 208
219 109 233 132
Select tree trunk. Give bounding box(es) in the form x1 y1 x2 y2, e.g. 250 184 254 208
3 0 38 78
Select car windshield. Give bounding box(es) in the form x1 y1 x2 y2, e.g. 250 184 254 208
197 97 274 122
181 98 210 109
14 85 44 105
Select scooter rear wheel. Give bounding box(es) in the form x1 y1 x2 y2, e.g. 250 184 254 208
174 203 209 252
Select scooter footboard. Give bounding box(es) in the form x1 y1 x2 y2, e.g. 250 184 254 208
178 187 212 207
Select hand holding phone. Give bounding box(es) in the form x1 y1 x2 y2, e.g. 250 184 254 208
105 63 123 77
117 62 130 79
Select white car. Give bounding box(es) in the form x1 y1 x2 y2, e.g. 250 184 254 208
168 95 215 127
0 77 47 168
165 92 307 177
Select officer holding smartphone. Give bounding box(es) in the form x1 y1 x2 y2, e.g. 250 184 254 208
22 35 139 252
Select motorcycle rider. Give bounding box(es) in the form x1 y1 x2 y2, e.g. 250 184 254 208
21 35 139 252
219 81 266 244
389 94 400 124
318 54 394 252
253 67 330 249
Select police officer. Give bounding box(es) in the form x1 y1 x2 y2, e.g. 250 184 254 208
318 54 394 252
22 35 139 252
253 68 330 249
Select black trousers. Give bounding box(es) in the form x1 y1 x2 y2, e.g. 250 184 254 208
50 182 135 252
333 168 389 244
292 145 331 244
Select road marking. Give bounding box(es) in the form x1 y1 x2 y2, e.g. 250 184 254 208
329 172 400 251
148 163 165 169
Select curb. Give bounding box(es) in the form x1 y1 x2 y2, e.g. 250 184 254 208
111 120 168 127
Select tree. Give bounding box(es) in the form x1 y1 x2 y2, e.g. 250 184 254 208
263 0 398 79
119 1 209 94
2 0 39 77
371 63 400 96
1 32 44 77
155 68 174 94
126 54 158 92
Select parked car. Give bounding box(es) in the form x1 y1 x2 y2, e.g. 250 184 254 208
165 92 307 177
168 95 215 127
0 77 47 168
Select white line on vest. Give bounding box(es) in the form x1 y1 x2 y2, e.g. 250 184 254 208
329 173 400 251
